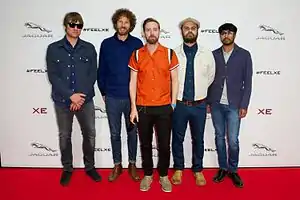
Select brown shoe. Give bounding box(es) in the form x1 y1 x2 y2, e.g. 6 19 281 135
171 170 183 185
108 164 122 182
128 163 140 181
194 172 206 186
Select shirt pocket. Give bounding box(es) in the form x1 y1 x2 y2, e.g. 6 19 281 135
54 59 70 75
79 56 90 64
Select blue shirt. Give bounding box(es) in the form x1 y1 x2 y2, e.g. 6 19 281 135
64 38 79 95
46 36 97 107
97 33 143 99
183 43 198 101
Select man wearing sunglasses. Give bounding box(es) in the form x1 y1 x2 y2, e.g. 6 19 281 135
207 23 253 188
46 12 101 186
97 8 143 182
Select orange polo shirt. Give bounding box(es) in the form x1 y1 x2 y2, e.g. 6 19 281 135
128 43 179 106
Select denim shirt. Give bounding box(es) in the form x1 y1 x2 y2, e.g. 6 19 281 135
183 43 198 101
46 36 97 107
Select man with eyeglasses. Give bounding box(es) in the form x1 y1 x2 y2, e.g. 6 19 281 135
46 12 101 186
207 23 253 188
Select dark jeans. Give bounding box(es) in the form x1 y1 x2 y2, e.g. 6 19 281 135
137 105 173 177
172 100 207 172
105 96 138 165
54 100 96 172
210 103 241 172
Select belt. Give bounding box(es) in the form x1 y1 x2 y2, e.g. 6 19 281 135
177 98 206 106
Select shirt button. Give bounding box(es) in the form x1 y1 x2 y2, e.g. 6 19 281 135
68 65 70 68
152 79 154 81
72 65 74 68
62 99 65 102
72 73 74 75
72 81 74 83
72 57 74 60
68 54 71 57
72 89 75 91
67 77 69 79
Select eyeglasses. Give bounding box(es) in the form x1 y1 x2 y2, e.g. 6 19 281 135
68 23 83 29
220 31 234 35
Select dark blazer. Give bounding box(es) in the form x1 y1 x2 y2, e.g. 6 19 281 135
207 44 253 109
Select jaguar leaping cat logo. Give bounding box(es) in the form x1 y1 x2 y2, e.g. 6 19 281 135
31 142 57 152
252 143 276 152
160 29 170 34
94 105 106 113
25 22 52 33
259 25 284 35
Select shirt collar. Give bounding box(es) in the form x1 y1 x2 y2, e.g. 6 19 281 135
140 43 164 52
58 36 84 49
113 32 132 43
183 43 198 52
222 47 234 55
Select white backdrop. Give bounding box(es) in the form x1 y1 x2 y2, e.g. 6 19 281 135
1 0 300 168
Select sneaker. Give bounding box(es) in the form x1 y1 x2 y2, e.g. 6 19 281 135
159 176 172 192
140 176 153 192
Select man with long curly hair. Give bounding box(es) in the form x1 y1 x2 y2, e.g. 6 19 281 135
97 8 143 182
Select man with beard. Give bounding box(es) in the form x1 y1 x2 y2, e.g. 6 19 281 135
129 18 179 192
97 8 143 182
46 12 101 186
171 18 215 186
207 23 253 188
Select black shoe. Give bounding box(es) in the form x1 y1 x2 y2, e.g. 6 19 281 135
60 171 72 186
228 172 244 188
86 168 102 182
213 169 227 183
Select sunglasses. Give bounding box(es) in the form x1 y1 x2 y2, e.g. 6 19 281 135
68 23 83 29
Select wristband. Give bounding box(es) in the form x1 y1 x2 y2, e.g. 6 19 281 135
171 103 176 109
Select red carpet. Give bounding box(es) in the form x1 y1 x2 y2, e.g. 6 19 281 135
0 168 299 200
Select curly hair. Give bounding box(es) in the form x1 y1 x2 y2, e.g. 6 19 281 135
111 8 137 33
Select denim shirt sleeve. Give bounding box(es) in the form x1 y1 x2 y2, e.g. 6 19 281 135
46 45 74 99
82 44 97 95
97 41 107 96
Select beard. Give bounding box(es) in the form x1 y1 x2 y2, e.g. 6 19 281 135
146 35 159 44
183 32 198 43
117 27 129 36
222 38 234 45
